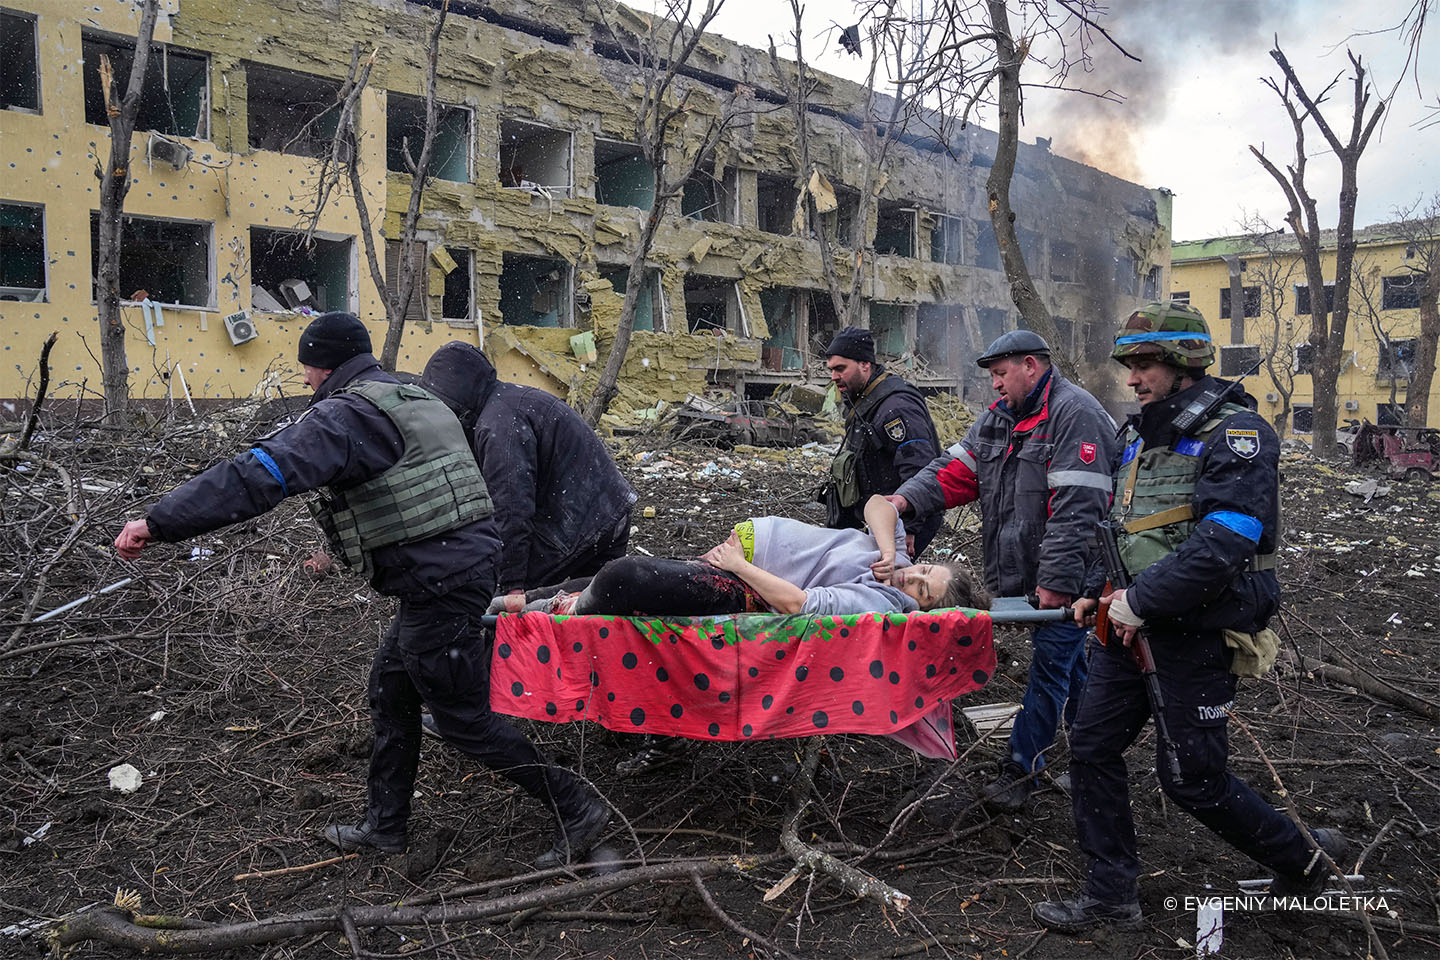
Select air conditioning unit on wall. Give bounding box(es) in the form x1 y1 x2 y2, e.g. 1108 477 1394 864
223 310 258 346
1344 400 1361 411
1264 392 1280 403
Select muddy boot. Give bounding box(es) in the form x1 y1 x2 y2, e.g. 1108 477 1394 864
1270 828 1349 896
980 761 1034 813
535 797 611 869
323 819 407 854
1034 894 1143 933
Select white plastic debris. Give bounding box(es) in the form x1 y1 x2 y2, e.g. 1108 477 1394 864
188 547 215 561
1196 899 1223 955
109 764 143 793
21 821 51 847
148 710 167 722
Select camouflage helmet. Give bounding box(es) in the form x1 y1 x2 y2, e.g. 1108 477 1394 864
1111 301 1215 370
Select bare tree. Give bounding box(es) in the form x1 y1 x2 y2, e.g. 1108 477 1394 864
1250 45 1384 456
1236 216 1304 437
1389 196 1440 427
299 1 450 371
767 1 916 328
1352 253 1409 420
93 0 161 420
581 0 751 426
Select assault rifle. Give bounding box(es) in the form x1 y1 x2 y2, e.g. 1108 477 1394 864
1095 519 1183 785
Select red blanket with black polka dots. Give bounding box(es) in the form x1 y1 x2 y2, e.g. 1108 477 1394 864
489 608 995 759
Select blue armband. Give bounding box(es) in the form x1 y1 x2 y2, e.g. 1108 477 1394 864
249 448 288 497
1205 510 1261 543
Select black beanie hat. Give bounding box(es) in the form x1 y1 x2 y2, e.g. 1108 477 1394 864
825 326 876 364
297 312 372 369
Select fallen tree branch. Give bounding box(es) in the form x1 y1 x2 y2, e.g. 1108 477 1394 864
234 853 359 881
14 331 57 453
1303 655 1440 722
774 738 912 915
49 858 750 954
689 869 797 960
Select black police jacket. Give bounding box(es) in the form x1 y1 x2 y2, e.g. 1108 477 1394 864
422 342 637 593
1118 376 1280 635
145 353 501 600
833 367 941 552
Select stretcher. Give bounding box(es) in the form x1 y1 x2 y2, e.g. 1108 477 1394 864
486 599 1066 760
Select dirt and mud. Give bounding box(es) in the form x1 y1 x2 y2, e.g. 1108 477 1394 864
2 413 1438 959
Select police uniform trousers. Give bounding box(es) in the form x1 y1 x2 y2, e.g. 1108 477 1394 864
1069 630 1317 903
366 581 590 833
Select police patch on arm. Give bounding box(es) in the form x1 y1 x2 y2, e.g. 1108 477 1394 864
1225 428 1259 459
885 418 906 442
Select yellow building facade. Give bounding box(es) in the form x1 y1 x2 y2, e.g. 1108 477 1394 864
0 0 1169 414
1171 222 1434 435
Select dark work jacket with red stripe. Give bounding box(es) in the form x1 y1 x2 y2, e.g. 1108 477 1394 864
895 368 1115 597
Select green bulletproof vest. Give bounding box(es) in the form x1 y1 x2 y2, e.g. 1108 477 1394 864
1110 402 1277 578
309 379 492 578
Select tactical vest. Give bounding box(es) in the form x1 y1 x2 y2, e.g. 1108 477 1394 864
1111 402 1277 578
308 380 493 578
829 373 910 510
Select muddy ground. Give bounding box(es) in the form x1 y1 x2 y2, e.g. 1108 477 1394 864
2 412 1438 960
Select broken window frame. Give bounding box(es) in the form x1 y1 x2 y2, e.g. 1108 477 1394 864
1377 337 1417 380
756 173 798 236
1293 341 1315 375
681 170 736 224
498 117 574 196
1293 282 1336 315
1382 273 1425 311
759 287 803 371
683 273 745 335
1171 290 1191 304
1292 403 1313 434
598 265 666 332
868 301 914 359
930 213 964 266
90 210 214 309
1377 402 1406 426
386 92 472 183
81 29 210 140
593 138 655 211
0 199 47 302
246 62 343 159
0 8 40 114
974 219 1001 271
1142 266 1161 301
875 204 917 259
500 252 573 327
1218 343 1261 379
1218 285 1262 319
441 248 475 323
249 225 355 315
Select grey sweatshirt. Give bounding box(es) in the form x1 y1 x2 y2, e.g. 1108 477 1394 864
750 517 917 615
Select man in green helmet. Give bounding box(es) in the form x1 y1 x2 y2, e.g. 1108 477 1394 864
1034 302 1347 932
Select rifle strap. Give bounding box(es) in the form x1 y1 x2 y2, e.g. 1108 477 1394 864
1123 504 1192 533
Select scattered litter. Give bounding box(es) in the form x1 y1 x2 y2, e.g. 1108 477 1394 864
148 710 167 723
108 764 143 794
20 821 51 847
962 702 1021 739
189 547 215 561
1344 478 1390 501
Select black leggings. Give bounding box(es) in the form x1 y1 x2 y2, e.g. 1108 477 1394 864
525 556 758 616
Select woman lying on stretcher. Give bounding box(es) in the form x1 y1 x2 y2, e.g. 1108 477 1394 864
495 495 984 617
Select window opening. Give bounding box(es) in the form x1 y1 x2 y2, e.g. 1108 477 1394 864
598 265 663 332
250 226 351 313
247 63 341 158
1049 240 1077 282
1219 285 1261 319
499 118 572 195
1383 274 1425 310
974 219 1001 271
1294 283 1335 315
91 212 211 307
0 201 45 301
760 287 802 370
387 94 470 182
441 248 473 321
0 10 39 112
594 139 654 210
500 252 571 326
916 303 962 375
930 214 964 266
756 174 797 235
1378 338 1417 379
1219 343 1261 378
82 31 207 137
1293 404 1313 434
874 204 915 258
684 273 741 334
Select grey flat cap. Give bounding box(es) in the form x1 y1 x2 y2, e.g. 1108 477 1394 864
976 329 1051 368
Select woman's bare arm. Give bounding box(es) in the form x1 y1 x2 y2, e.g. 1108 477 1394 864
864 494 901 582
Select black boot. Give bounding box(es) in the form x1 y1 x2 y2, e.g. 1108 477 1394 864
1034 894 1143 932
1271 828 1349 895
323 819 407 854
980 761 1034 813
535 797 611 868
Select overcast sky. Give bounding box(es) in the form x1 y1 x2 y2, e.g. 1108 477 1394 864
705 0 1437 242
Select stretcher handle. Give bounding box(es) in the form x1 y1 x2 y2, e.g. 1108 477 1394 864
478 598 1068 628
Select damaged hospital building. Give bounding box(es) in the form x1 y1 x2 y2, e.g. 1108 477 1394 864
0 0 1170 412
